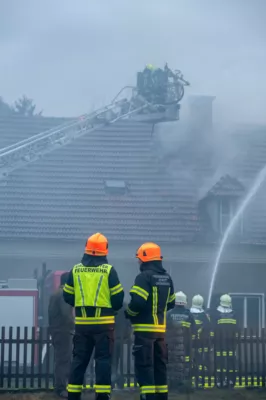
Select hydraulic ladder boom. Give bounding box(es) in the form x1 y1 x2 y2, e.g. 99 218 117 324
0 75 184 178
0 98 136 177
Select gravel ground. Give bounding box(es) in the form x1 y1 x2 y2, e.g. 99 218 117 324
1 390 266 400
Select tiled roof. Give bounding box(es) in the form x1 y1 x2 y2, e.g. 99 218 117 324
0 115 70 148
0 120 199 243
0 116 266 244
205 175 245 198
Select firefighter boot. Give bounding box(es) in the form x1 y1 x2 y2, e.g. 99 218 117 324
95 394 110 400
68 393 81 400
155 394 168 400
140 395 156 400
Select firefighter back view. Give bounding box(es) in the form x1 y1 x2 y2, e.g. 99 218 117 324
211 294 238 387
190 294 211 381
63 233 124 400
125 243 175 400
166 291 196 391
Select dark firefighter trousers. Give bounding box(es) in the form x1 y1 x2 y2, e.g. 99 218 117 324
195 335 210 377
133 333 168 400
215 338 237 384
67 325 114 400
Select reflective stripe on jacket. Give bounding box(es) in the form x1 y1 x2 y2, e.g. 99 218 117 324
126 261 175 335
73 263 112 308
63 255 124 326
210 307 238 340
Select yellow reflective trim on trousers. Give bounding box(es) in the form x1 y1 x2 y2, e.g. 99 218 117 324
75 316 115 324
155 385 168 393
140 386 156 394
67 384 82 393
191 376 265 388
216 351 234 356
131 285 149 300
132 324 166 332
68 384 82 388
222 351 233 356
218 318 236 324
152 286 158 325
110 283 123 296
94 385 111 393
198 348 209 353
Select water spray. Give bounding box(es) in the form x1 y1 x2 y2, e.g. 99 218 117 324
207 165 266 309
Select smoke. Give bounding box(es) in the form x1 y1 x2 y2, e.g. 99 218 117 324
0 0 265 119
155 74 266 202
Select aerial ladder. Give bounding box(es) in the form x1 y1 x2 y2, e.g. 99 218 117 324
0 64 189 178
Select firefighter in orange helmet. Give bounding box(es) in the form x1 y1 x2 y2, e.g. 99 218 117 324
125 242 175 400
63 233 124 400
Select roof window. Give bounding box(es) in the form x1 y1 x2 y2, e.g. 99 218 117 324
104 180 127 195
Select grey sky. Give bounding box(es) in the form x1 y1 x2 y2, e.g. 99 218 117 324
0 0 265 122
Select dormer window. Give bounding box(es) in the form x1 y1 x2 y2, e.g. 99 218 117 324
104 180 128 195
200 174 245 239
219 197 230 234
219 197 243 235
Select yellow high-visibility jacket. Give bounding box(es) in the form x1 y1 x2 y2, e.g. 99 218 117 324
63 256 124 326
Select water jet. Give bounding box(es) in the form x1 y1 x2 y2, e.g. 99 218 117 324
207 164 266 308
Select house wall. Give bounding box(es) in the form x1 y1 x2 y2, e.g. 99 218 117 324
167 261 266 302
0 239 265 303
0 253 141 302
0 239 140 298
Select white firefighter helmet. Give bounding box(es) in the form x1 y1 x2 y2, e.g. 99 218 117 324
192 294 204 309
220 294 232 308
175 291 187 306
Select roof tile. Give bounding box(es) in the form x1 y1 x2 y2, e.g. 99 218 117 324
0 119 199 242
1 118 265 244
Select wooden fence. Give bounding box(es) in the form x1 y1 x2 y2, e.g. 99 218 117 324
0 327 266 391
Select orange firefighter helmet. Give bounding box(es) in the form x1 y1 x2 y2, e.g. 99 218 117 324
85 233 108 256
136 242 163 263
